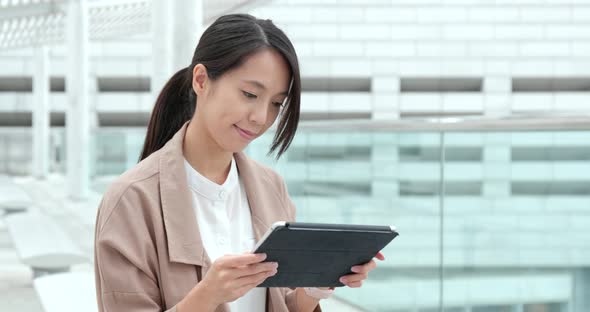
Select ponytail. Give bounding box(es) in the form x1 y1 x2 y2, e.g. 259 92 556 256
139 67 195 161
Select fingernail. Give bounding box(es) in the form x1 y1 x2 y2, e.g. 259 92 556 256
259 253 267 259
340 277 347 283
351 266 359 273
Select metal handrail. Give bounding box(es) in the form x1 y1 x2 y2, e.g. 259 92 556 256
296 113 590 132
85 112 590 134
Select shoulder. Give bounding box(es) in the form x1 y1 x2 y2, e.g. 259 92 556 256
96 149 162 234
239 153 287 192
237 153 295 220
254 158 285 185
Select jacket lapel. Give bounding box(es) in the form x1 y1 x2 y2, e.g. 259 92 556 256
234 152 273 243
235 152 285 312
159 122 211 268
158 123 279 312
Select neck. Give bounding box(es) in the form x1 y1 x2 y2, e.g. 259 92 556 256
183 119 233 185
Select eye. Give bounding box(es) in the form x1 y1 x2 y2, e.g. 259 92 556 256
274 97 287 107
242 90 257 99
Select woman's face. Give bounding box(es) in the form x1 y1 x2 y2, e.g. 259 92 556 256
192 49 291 153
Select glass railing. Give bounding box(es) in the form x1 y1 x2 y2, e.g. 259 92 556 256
244 117 590 312
1 114 589 311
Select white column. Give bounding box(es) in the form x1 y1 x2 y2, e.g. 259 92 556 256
483 133 511 198
511 304 524 312
573 269 590 312
172 0 203 71
32 45 50 179
151 0 203 103
151 0 203 100
371 133 400 200
66 0 90 200
484 77 512 117
151 0 173 99
372 75 401 120
371 77 401 204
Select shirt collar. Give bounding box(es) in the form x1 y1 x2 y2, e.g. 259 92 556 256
183 155 239 201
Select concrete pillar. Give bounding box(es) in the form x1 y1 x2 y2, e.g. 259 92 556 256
151 0 173 99
484 77 512 117
483 133 511 198
32 45 50 179
372 75 400 120
370 76 401 207
66 0 90 200
573 268 590 312
88 77 99 178
371 133 400 200
511 303 524 312
151 0 203 100
172 0 203 71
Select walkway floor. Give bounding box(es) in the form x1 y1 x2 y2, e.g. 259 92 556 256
0 174 362 311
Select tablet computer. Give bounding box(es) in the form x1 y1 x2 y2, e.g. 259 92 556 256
252 221 398 288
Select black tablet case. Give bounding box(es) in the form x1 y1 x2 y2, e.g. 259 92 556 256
253 222 398 288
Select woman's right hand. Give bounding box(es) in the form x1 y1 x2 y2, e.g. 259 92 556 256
179 252 278 311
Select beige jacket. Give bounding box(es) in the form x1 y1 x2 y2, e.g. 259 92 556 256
94 122 322 312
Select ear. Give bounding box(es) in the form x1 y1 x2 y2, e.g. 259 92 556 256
192 64 208 97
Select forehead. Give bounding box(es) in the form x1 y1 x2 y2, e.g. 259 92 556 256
225 49 291 92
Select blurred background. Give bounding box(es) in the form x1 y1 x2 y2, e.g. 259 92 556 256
1 0 590 311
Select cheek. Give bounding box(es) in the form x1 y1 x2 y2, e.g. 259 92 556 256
267 109 281 126
214 107 247 139
208 94 242 124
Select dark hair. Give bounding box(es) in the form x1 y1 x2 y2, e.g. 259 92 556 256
139 13 301 161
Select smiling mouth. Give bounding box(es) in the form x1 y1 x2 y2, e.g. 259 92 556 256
234 125 257 140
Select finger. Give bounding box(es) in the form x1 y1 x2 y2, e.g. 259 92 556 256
375 252 385 261
340 273 368 284
236 267 277 287
346 280 363 288
367 259 378 270
234 280 264 298
351 259 376 274
235 262 278 279
219 253 267 268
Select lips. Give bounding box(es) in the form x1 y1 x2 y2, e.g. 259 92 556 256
234 125 257 140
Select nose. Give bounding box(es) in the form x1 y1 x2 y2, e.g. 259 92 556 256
249 102 269 126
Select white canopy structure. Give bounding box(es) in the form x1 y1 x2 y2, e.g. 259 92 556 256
0 0 263 50
0 0 264 200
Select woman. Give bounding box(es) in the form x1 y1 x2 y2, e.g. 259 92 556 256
94 14 384 312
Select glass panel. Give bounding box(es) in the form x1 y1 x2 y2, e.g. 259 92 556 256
247 130 443 312
4 127 588 311
441 131 589 312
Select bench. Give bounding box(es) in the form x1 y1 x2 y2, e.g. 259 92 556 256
5 212 89 277
34 271 98 312
0 175 32 215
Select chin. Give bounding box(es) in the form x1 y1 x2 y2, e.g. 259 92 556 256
222 142 250 154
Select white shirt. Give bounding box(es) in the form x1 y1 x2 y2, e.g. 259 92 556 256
184 156 266 312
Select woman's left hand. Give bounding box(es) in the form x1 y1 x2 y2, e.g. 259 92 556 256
338 252 385 288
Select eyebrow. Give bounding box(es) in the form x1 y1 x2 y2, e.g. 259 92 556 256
242 79 289 96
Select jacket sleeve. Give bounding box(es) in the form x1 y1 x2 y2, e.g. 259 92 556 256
94 191 177 312
277 175 322 312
